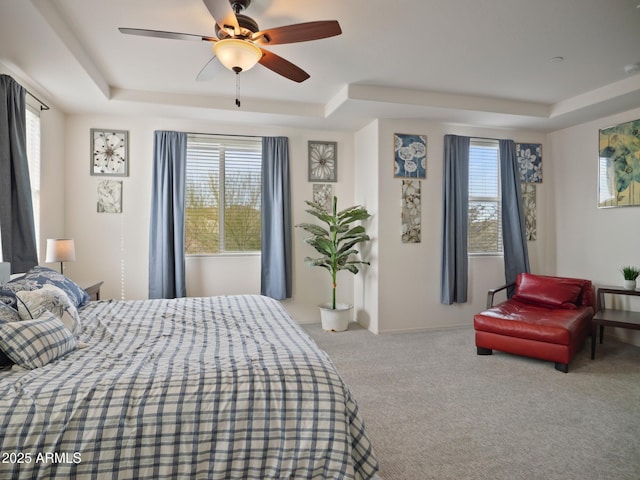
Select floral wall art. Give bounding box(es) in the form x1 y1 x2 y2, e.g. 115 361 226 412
312 184 333 211
394 133 426 178
91 129 129 176
401 180 421 243
598 118 640 208
308 141 337 182
516 143 542 183
516 142 542 241
97 180 123 213
521 183 537 240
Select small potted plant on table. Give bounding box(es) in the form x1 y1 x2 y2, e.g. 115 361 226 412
296 196 371 331
621 266 640 290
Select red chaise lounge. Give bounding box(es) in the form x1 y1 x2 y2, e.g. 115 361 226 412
474 273 595 372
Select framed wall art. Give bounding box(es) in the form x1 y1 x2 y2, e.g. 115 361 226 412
401 180 421 243
516 143 542 183
598 118 640 208
308 141 337 182
97 180 123 213
521 183 537 240
394 133 426 178
91 128 129 176
312 184 333 211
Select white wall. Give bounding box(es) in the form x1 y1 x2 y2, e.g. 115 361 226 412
33 92 640 342
549 106 640 346
354 120 380 332
355 119 547 334
61 114 355 323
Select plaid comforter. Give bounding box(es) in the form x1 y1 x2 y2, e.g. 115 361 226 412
0 295 378 479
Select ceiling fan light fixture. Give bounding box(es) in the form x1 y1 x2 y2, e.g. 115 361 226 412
214 38 262 73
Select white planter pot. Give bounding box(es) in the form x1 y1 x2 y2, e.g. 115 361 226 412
319 303 352 332
623 279 637 290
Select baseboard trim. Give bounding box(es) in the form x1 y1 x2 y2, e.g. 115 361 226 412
375 323 471 335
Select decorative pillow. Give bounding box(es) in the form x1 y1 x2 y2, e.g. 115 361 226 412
0 302 22 323
5 266 89 308
513 273 585 309
0 288 19 311
0 312 77 369
15 285 81 335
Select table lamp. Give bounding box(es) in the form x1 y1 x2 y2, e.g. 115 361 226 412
45 238 76 275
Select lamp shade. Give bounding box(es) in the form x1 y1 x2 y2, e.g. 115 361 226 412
45 238 76 263
213 38 262 72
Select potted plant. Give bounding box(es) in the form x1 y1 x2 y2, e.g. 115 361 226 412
296 196 371 331
620 266 640 290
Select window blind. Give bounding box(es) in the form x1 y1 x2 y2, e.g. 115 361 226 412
185 134 262 255
468 139 502 254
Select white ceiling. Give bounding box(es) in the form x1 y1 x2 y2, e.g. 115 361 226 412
1 0 640 131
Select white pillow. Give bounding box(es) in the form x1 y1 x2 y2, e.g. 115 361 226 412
16 284 81 335
0 312 76 369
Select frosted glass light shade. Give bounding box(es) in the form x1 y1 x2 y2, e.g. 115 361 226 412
45 238 76 263
214 38 262 72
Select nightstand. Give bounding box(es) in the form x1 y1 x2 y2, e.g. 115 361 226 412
591 285 640 359
84 281 104 301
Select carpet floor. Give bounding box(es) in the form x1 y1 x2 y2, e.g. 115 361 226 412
303 324 640 480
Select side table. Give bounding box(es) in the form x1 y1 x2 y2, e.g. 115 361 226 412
84 281 104 301
591 285 640 359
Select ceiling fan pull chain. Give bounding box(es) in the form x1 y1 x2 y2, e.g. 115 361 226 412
235 71 241 108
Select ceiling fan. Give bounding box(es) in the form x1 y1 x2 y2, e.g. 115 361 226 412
119 0 342 84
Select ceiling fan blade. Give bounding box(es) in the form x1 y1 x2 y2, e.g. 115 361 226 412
196 56 224 81
119 27 217 43
259 48 310 83
202 0 239 34
254 21 341 45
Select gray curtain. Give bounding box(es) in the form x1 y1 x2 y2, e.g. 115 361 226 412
499 139 530 291
149 131 187 299
0 75 38 273
440 134 470 304
261 137 292 300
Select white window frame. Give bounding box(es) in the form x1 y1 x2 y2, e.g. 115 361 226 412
185 134 262 257
468 138 503 256
26 104 41 258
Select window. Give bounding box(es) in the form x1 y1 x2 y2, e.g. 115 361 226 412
185 134 262 255
26 105 41 256
468 139 502 255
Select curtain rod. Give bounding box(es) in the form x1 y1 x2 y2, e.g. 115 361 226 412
26 90 50 111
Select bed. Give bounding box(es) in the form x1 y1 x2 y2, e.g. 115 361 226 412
0 267 378 479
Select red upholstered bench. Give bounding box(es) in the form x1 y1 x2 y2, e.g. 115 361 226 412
474 273 595 372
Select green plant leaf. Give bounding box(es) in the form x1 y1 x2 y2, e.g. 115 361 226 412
304 208 335 225
298 196 372 296
338 207 371 224
342 265 359 274
296 223 329 237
